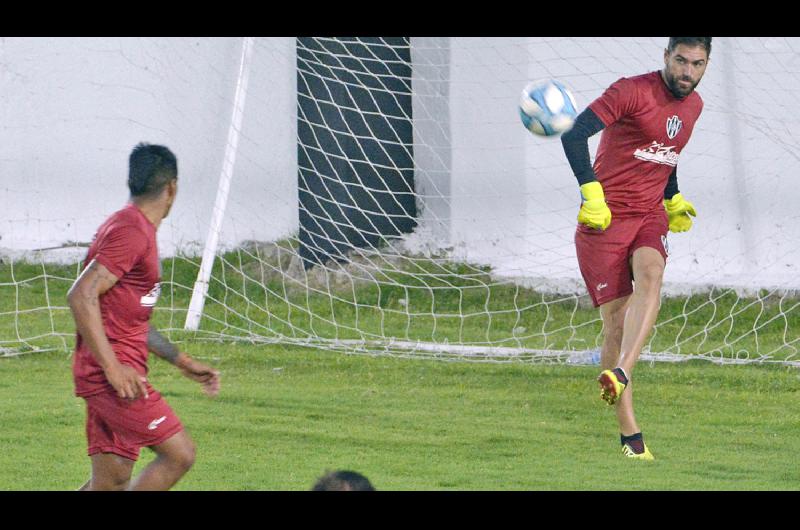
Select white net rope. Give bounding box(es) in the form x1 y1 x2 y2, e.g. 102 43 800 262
1 37 798 364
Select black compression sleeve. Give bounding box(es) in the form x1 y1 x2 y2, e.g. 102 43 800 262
560 108 606 186
664 167 680 200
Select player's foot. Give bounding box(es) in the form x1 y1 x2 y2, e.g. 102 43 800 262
622 442 654 460
598 367 628 405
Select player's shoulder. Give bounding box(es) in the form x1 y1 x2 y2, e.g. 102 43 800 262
627 70 663 88
688 89 704 109
676 88 704 117
111 203 149 225
102 204 151 238
606 71 657 95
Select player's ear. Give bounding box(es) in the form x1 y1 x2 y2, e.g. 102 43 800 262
168 178 178 198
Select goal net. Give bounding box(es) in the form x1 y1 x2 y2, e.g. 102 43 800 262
1 37 798 365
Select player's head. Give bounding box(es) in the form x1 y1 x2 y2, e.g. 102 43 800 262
311 470 376 491
663 37 712 99
128 142 178 216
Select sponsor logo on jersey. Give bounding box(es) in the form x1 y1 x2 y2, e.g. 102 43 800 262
140 282 161 307
666 115 683 139
633 141 680 167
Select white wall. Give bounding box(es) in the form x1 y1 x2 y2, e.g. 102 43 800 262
0 37 298 258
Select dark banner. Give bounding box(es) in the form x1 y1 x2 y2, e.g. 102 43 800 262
297 37 416 268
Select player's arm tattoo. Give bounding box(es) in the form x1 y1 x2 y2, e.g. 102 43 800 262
147 327 181 365
68 258 120 311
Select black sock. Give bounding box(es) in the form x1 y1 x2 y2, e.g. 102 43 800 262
612 367 629 385
621 432 645 454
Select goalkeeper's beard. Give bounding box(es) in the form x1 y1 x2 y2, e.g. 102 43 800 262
664 70 698 99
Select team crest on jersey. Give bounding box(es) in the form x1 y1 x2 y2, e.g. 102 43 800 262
666 115 683 139
140 283 161 307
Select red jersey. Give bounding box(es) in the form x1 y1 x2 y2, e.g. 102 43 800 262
588 71 703 216
73 203 161 397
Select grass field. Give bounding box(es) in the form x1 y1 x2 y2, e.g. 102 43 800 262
2 254 800 490
2 344 800 490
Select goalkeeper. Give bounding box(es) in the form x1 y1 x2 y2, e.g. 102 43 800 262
559 37 711 460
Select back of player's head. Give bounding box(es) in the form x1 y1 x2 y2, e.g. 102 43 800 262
311 470 376 491
668 37 712 57
128 143 178 199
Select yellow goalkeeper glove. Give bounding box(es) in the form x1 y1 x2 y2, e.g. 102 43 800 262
578 181 612 230
664 193 697 233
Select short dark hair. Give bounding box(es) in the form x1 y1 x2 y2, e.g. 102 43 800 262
668 37 712 57
311 470 375 491
128 142 178 198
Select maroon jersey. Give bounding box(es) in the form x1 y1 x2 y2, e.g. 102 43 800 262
588 71 703 216
73 203 161 397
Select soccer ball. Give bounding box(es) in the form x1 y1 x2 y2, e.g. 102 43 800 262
519 80 578 137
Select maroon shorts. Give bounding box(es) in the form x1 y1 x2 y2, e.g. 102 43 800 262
83 384 183 461
574 209 669 308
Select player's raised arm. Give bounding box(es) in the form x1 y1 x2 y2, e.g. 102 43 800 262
67 259 148 400
561 108 611 230
147 327 220 397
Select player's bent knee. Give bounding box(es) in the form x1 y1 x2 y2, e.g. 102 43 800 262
169 438 196 472
177 442 196 472
635 264 664 291
154 430 196 472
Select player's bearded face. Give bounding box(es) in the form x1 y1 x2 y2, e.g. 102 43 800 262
663 44 709 98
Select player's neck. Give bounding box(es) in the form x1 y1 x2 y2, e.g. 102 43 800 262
130 199 168 229
659 69 675 96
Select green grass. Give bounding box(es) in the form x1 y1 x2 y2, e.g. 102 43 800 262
2 251 799 490
2 344 800 490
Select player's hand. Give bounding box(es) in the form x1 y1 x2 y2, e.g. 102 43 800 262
664 193 696 232
578 181 612 230
105 363 149 400
177 355 221 397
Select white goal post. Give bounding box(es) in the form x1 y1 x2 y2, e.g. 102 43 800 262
185 36 255 331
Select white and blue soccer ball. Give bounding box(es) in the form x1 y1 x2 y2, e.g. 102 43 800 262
519 80 578 137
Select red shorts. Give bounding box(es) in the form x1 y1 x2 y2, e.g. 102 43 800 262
574 209 669 308
83 384 183 461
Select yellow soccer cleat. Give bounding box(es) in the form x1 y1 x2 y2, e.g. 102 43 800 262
622 442 655 461
597 368 628 405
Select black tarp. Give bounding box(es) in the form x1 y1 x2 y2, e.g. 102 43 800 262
296 37 416 268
